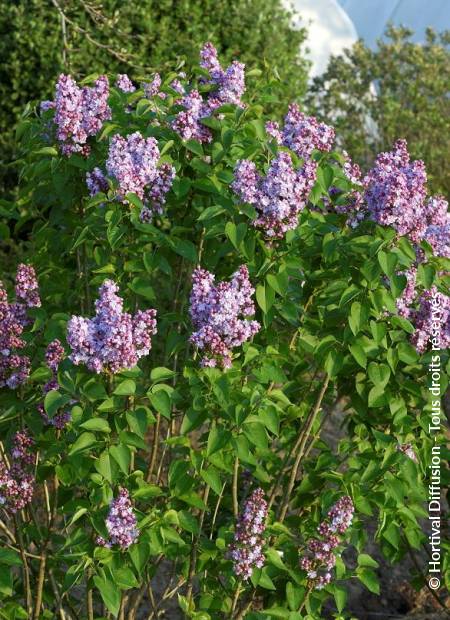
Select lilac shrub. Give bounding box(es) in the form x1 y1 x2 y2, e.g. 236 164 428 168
4 41 446 619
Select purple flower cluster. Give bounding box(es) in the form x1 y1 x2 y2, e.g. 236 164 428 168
397 443 418 462
38 340 71 429
199 42 245 107
172 43 245 143
115 74 136 93
102 131 175 221
409 287 450 354
396 267 417 318
0 265 40 389
232 152 317 237
228 488 268 580
67 279 157 374
0 430 35 513
363 140 428 243
143 73 165 99
86 167 108 197
97 488 139 550
53 74 111 156
189 265 260 368
300 495 354 590
266 103 335 160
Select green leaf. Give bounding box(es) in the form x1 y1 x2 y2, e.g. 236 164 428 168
348 301 369 336
207 425 231 456
171 238 198 263
185 139 203 156
68 432 97 456
368 385 387 408
0 548 22 566
109 444 131 474
398 342 419 364
256 283 275 314
80 418 111 433
333 584 347 613
367 362 391 388
349 343 367 368
128 277 155 300
149 390 172 420
114 379 136 396
357 568 380 594
95 451 116 483
200 468 222 495
325 349 343 377
357 553 379 569
44 390 72 417
94 570 121 616
150 367 175 382
225 221 247 250
133 484 162 500
378 251 397 277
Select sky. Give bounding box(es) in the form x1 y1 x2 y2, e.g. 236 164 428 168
284 0 450 75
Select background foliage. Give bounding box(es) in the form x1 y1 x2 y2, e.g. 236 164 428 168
308 26 450 196
0 0 309 197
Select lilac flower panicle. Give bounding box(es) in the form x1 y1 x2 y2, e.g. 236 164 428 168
172 43 245 143
300 495 354 590
67 279 157 374
363 140 428 244
228 488 268 579
53 74 111 155
410 287 450 354
105 132 175 220
45 339 65 372
143 73 162 98
232 152 317 237
189 265 260 368
423 223 450 259
86 167 108 197
0 430 35 512
266 104 335 160
97 488 139 550
0 265 40 389
115 74 136 93
15 264 41 308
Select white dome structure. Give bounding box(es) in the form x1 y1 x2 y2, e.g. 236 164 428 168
284 0 358 76
284 0 450 76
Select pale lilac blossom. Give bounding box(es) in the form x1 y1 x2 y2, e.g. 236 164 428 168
189 266 260 368
228 488 268 579
67 280 157 374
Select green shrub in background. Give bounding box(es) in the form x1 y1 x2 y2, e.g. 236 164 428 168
0 0 309 197
308 26 450 195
